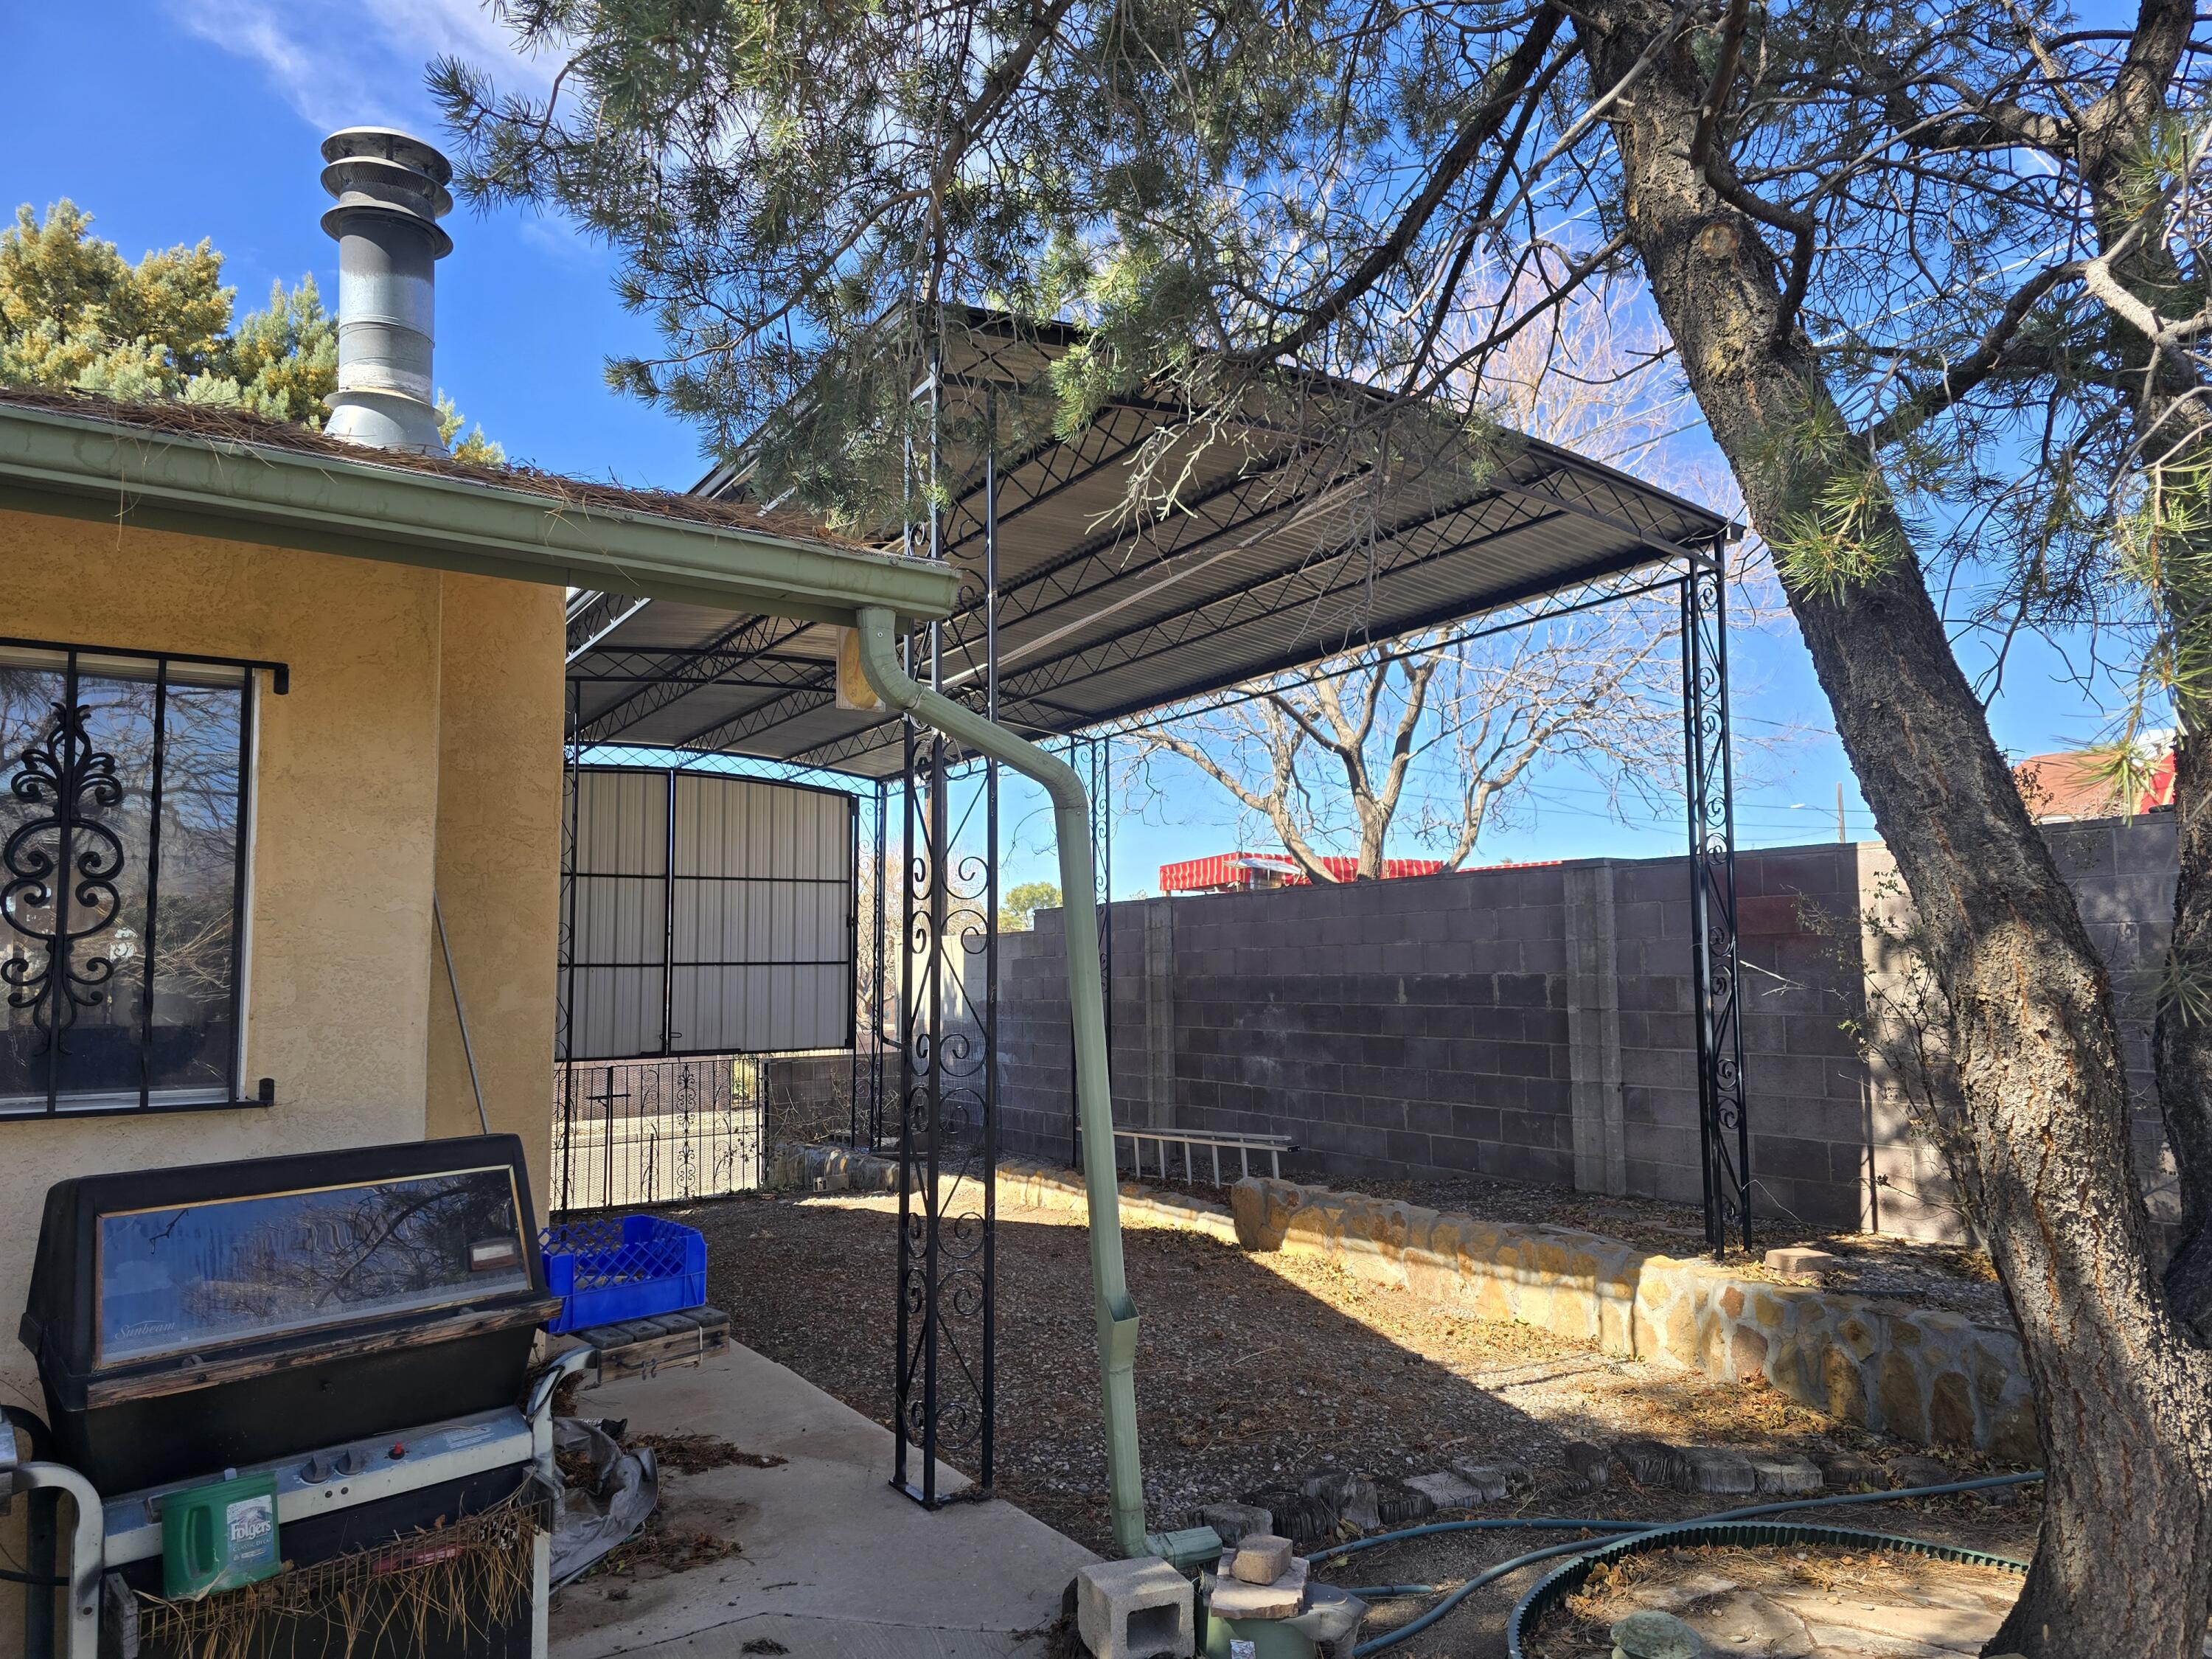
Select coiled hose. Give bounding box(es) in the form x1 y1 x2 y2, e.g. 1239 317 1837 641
1304 1470 2042 1657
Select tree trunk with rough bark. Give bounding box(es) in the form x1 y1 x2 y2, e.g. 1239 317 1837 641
1573 4 2212 1652
2072 0 2212 1340
2156 737 2212 1335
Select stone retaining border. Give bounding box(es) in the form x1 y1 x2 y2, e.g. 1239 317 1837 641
767 1144 2034 1461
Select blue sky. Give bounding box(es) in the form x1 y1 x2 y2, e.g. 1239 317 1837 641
3 1 2135 897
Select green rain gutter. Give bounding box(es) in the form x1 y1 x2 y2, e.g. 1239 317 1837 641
851 606 1148 1560
0 403 960 625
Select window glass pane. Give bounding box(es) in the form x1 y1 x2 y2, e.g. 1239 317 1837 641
95 1167 531 1363
150 683 243 1097
46 666 157 1104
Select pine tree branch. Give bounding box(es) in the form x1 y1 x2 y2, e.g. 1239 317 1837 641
1239 5 1568 365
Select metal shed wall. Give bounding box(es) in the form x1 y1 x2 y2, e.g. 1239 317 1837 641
563 766 855 1057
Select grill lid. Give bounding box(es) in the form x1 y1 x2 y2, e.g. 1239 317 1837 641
21 1135 553 1411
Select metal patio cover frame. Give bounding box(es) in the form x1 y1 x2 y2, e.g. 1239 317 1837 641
557 313 1753 1520
563 309 1733 775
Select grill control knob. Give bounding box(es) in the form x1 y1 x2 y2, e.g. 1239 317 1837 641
302 1453 331 1483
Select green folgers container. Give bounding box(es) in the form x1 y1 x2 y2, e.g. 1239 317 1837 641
162 1469 282 1599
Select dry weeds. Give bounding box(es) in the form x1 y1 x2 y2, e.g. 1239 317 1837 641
627 1433 787 1475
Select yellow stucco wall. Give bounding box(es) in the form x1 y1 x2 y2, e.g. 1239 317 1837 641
0 510 564 1426
425 573 566 1213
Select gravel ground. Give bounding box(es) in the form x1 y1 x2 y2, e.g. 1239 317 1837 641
650 1188 2036 1655
1238 1168 2012 1324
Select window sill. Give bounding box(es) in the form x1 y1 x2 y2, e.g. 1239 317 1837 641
0 1093 275 1124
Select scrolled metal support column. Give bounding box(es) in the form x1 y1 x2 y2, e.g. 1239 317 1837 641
1681 550 1750 1256
854 605 1147 1560
870 777 890 1147
891 353 999 1509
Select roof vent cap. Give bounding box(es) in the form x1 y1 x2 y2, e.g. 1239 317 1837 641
319 127 454 453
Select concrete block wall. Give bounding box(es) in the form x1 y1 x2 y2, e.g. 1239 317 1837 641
2044 814 2179 1219
759 1048 898 1145
999 924 1077 1161
993 813 2180 1242
1611 842 1882 1231
998 862 1582 1186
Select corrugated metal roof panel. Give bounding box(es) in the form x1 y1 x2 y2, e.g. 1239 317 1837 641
568 312 1733 776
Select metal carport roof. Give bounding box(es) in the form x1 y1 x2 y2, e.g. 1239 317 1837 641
565 311 1733 776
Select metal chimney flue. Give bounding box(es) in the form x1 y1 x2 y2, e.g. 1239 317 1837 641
319 128 454 453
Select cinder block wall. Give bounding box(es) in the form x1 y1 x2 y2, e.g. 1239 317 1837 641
996 815 2180 1242
1000 864 1581 1185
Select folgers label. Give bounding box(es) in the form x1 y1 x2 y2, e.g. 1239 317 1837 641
226 1495 276 1555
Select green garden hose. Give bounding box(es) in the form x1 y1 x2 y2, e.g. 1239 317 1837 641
1505 1517 2028 1658
1300 1471 2044 1657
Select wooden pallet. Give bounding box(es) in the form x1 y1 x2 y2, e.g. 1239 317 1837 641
569 1305 731 1388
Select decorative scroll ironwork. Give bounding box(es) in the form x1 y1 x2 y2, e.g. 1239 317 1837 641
549 1054 767 1209
1681 558 1750 1255
1 642 261 1117
894 359 999 1506
894 724 999 1499
3 698 126 1051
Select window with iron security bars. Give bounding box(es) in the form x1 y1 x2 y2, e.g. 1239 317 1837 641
0 639 272 1118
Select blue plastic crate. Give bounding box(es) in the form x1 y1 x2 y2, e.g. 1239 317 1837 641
538 1215 708 1335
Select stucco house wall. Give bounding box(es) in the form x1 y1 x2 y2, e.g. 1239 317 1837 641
0 509 565 1419
425 573 567 1176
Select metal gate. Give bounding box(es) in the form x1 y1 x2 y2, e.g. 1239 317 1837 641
550 1053 768 1211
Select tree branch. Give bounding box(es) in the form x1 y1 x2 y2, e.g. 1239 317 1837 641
1863 256 2086 449
1241 6 1566 364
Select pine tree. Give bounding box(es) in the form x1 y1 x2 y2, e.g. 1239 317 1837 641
432 6 2212 1651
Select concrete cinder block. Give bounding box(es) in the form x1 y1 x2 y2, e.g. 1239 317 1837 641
1075 1557 1195 1659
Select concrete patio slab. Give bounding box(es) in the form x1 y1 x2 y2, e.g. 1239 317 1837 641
549 1342 1098 1659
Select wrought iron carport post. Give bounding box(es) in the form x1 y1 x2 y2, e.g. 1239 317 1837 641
1682 541 1750 1255
555 680 583 1214
893 347 998 1505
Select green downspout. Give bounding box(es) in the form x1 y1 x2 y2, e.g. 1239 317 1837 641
852 606 1147 1559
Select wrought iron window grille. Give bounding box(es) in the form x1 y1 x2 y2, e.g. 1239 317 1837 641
0 639 276 1118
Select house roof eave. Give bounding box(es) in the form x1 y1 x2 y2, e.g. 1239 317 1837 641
0 402 961 630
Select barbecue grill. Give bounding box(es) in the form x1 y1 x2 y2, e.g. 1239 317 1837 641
10 1135 571 1659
